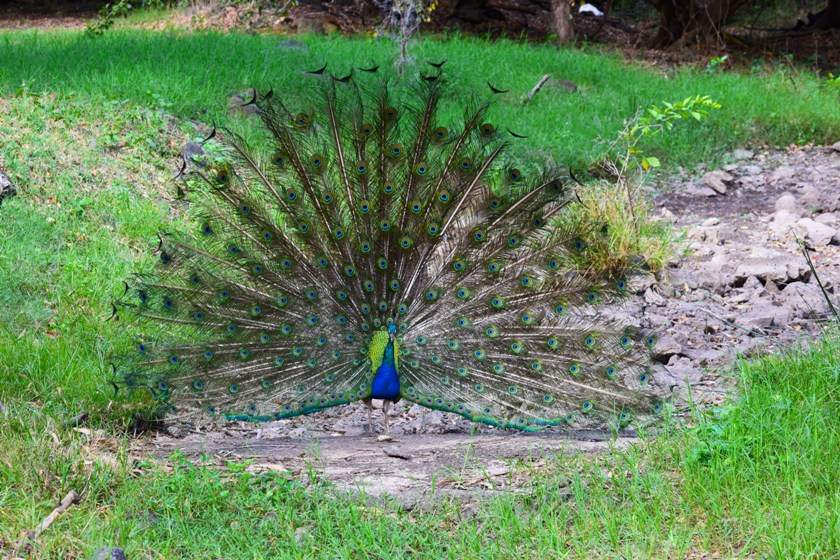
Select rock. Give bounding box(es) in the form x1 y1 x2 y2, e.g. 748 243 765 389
658 207 677 223
731 148 754 160
831 141 840 152
0 171 15 205
723 164 738 172
814 212 837 226
665 358 703 385
423 410 445 429
797 217 837 247
743 165 762 175
779 282 833 317
774 194 799 213
653 336 684 363
702 170 733 194
701 217 720 227
686 184 718 197
740 302 791 329
91 547 128 560
643 287 667 306
182 141 205 165
799 184 821 209
629 273 656 294
734 251 807 284
770 166 796 182
743 275 763 290
228 90 259 115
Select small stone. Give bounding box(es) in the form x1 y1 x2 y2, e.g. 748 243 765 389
814 213 837 226
774 194 799 213
643 287 667 306
702 170 733 194
0 171 16 205
743 275 763 289
734 257 790 284
731 148 754 160
665 358 703 385
743 165 762 175
770 166 796 182
653 336 684 363
701 217 720 227
629 273 656 294
658 207 677 223
831 141 840 152
91 547 128 560
779 282 833 317
740 303 791 329
797 217 837 247
799 184 821 209
686 185 718 197
723 163 738 172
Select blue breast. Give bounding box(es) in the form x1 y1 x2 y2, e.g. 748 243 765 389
371 361 400 400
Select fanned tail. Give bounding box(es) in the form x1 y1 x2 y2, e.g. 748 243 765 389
112 71 672 429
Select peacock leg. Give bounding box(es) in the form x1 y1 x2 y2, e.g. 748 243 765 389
382 400 391 434
364 398 373 435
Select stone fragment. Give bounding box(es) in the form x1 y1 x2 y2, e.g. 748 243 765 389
774 194 799 213
814 212 837 226
643 287 667 306
770 166 796 182
797 217 837 247
686 184 718 197
731 148 754 160
739 303 791 329
653 336 683 363
734 258 790 284
779 282 833 317
702 217 720 227
702 170 733 194
0 171 15 205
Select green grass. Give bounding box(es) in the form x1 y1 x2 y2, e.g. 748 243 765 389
1 29 839 169
2 334 837 558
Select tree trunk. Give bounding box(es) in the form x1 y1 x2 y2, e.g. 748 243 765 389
550 0 574 44
647 0 750 47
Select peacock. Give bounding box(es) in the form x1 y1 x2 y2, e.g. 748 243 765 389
112 67 671 433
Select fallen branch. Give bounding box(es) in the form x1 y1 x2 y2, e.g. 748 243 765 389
523 73 551 105
13 490 79 556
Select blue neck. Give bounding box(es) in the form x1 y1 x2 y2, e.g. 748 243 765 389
371 340 400 400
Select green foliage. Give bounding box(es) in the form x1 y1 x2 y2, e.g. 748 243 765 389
704 54 729 75
625 95 722 171
85 0 136 37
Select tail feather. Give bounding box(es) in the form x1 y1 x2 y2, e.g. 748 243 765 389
113 72 672 430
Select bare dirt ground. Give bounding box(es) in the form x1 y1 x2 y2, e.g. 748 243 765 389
149 428 628 506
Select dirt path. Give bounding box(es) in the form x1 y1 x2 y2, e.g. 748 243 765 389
150 428 629 506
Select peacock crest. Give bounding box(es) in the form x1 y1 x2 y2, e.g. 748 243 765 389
112 68 671 432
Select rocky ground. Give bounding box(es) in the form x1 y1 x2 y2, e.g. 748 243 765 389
142 143 840 502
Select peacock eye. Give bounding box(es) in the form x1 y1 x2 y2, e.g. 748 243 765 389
480 123 495 136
